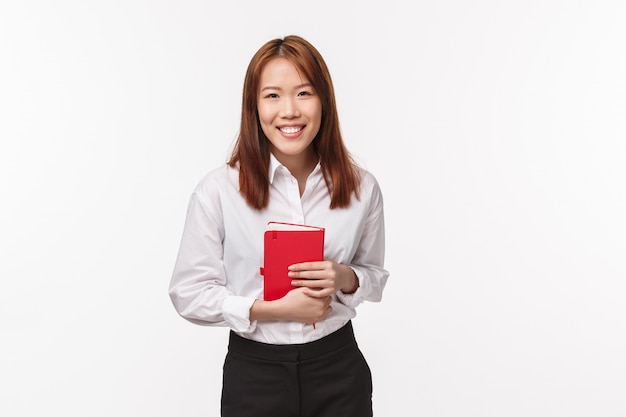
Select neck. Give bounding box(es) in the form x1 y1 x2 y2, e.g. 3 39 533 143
274 149 318 179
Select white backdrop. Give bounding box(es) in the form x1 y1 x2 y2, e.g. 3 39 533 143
1 1 625 416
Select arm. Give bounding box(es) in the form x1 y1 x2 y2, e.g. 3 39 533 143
340 175 389 305
249 287 333 324
169 180 257 332
288 174 389 304
168 189 232 326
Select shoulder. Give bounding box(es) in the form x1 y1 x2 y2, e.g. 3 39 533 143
192 163 239 200
196 163 238 189
355 166 383 194
352 166 385 213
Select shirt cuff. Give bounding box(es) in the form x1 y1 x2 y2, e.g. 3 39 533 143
335 266 367 307
222 295 257 333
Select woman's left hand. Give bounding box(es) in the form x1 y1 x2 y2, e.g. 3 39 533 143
288 260 359 297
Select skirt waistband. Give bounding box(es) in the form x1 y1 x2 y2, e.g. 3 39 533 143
228 321 356 362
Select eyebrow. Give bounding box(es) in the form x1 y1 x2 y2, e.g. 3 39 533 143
260 82 313 92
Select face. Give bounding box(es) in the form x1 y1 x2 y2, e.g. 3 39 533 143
257 58 322 168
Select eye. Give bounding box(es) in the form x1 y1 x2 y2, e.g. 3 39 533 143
264 93 279 99
297 90 313 97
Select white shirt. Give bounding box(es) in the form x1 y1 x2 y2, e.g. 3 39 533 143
169 154 389 344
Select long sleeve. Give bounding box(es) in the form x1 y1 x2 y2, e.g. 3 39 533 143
168 172 256 332
169 189 230 326
336 173 389 307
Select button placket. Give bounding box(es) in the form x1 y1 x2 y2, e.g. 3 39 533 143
285 174 304 224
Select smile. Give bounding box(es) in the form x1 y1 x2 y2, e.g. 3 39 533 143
279 126 303 134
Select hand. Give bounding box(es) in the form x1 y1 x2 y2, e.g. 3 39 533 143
288 260 359 297
278 287 332 324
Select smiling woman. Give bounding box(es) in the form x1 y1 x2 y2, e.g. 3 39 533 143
168 35 390 417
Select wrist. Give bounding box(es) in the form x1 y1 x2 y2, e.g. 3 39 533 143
250 299 283 321
340 267 359 294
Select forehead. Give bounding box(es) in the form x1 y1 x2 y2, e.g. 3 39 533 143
259 58 309 86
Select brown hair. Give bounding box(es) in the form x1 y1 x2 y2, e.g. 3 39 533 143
227 35 361 210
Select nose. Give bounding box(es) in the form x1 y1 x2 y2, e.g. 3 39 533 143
280 97 300 119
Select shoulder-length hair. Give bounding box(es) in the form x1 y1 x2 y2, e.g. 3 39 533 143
227 35 361 210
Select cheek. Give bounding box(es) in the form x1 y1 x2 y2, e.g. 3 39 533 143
257 110 274 138
310 109 322 134
308 101 323 128
257 105 273 127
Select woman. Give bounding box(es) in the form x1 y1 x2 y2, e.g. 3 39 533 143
169 34 389 417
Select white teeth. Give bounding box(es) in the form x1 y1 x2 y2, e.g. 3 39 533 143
280 126 302 134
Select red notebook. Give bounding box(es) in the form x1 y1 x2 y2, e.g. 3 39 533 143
260 222 325 301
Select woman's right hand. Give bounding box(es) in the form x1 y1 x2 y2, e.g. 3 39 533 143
249 287 332 324
277 287 332 324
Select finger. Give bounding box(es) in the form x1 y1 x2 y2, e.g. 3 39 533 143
291 279 320 288
288 270 327 279
302 287 335 298
288 261 327 271
292 278 334 289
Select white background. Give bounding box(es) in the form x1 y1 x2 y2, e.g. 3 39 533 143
1 1 625 416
